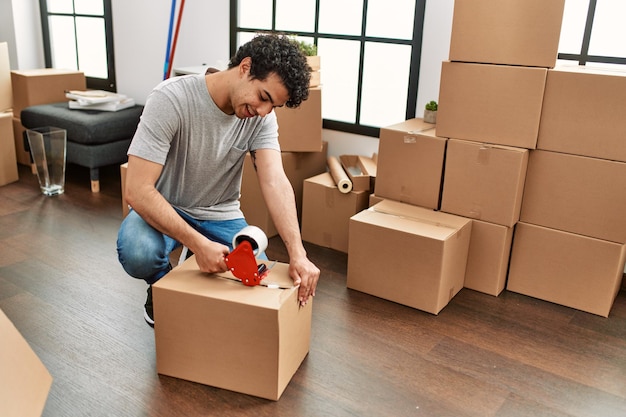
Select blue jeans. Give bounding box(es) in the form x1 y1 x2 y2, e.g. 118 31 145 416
117 208 263 285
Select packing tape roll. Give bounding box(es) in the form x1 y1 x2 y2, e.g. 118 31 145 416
327 156 352 194
232 225 268 255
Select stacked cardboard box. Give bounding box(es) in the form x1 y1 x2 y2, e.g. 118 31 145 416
433 0 567 299
300 153 376 253
343 116 472 315
0 42 18 186
11 68 85 165
240 87 326 237
508 67 626 317
434 0 625 317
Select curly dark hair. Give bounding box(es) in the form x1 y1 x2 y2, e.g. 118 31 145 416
228 34 311 108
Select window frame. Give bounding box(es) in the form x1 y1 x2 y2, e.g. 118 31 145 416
38 0 117 92
558 0 626 66
230 0 427 138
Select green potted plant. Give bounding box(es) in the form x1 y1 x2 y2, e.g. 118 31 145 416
424 100 438 124
292 37 320 87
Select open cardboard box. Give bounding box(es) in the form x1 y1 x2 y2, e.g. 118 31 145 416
153 256 312 401
339 154 377 192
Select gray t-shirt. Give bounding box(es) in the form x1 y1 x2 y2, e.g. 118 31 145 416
128 74 281 220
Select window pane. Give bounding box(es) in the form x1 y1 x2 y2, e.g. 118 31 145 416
317 38 360 123
48 15 78 70
76 17 108 78
47 0 74 14
238 0 273 30
74 0 104 15
588 0 626 58
558 0 589 54
319 0 363 36
366 0 414 40
237 32 257 50
360 42 410 127
275 0 315 32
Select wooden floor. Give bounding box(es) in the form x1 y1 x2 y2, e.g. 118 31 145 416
1 163 626 417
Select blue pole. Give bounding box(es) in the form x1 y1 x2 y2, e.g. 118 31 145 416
163 0 177 80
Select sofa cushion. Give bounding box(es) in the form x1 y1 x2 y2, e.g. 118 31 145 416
21 102 143 145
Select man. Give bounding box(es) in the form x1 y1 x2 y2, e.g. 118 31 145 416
117 34 320 326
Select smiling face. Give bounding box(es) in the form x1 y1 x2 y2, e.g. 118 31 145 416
230 57 290 119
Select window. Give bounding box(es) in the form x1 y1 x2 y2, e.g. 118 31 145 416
558 0 626 69
231 0 427 137
39 0 116 91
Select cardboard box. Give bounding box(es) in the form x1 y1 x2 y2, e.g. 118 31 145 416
449 0 565 68
153 256 312 400
463 219 513 296
12 117 31 166
369 193 384 207
347 200 472 314
537 66 626 163
0 309 52 417
375 119 445 210
520 150 626 244
0 111 18 186
436 61 547 149
240 143 328 237
301 172 370 253
507 222 626 317
440 139 528 227
275 87 322 152
339 154 377 192
11 68 85 116
0 42 12 111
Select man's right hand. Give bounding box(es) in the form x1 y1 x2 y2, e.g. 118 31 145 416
193 239 230 274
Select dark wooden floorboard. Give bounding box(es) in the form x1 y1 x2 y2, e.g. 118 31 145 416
1 163 625 417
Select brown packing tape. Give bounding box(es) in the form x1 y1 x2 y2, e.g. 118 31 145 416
327 156 352 193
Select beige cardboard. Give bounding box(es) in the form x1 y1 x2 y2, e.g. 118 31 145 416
11 69 85 116
440 139 528 227
301 172 369 253
375 119 445 209
0 309 52 417
508 222 626 317
463 219 513 296
347 200 472 314
0 42 12 111
436 61 547 149
339 154 377 192
538 66 626 162
0 111 18 186
449 0 565 68
153 256 312 401
520 150 626 244
275 87 322 152
240 143 328 237
12 117 31 166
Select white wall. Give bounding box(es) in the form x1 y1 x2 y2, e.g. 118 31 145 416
4 0 454 157
0 0 44 70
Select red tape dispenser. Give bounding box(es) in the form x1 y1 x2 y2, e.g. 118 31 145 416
224 226 270 286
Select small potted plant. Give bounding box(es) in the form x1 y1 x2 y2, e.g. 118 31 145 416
292 37 320 87
424 100 438 124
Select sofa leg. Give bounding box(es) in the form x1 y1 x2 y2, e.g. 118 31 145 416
90 168 100 193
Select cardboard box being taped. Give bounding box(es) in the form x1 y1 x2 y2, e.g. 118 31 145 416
153 256 312 401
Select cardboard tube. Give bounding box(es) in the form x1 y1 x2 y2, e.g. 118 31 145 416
327 156 352 193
